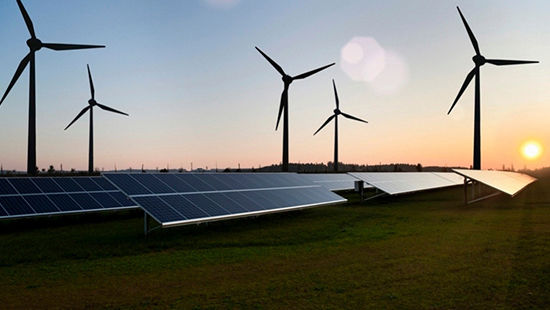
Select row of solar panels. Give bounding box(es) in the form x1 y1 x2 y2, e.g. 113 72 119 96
349 172 465 195
0 177 137 218
0 171 537 229
0 173 351 222
349 170 536 197
103 173 347 227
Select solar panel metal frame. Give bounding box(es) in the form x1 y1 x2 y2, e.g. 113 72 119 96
103 172 347 230
0 176 139 220
348 172 464 196
452 169 537 197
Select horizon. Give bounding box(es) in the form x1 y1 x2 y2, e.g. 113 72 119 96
1 1 548 172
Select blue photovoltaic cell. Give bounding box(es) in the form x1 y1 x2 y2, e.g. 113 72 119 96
130 174 175 194
260 189 294 208
9 178 41 194
102 174 151 195
301 187 332 202
277 174 306 187
23 195 59 213
69 193 99 210
175 174 215 192
223 191 265 211
283 188 312 205
31 178 64 193
222 174 250 190
47 194 83 212
229 174 258 189
159 195 209 220
92 177 118 191
184 194 229 216
90 192 120 209
0 196 35 215
242 190 280 209
243 174 277 188
72 178 103 192
0 206 7 217
53 178 84 192
195 174 233 191
108 192 135 207
206 192 248 213
154 174 196 192
0 179 17 195
133 196 182 223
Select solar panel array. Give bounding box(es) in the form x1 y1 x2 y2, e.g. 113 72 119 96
453 169 536 196
103 172 347 228
298 173 371 191
0 176 138 219
348 172 464 195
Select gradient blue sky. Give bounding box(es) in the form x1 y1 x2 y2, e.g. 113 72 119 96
1 0 549 172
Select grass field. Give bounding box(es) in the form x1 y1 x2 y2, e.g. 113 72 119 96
1 176 549 309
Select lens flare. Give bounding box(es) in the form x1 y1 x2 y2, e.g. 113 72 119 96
340 36 409 94
341 37 385 82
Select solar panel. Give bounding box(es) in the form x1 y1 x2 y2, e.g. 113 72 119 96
298 173 372 191
103 172 347 229
0 176 138 219
348 172 464 195
452 169 536 196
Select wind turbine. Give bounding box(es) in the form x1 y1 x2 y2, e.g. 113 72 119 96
65 65 128 173
0 0 104 174
255 46 335 172
314 80 367 172
447 6 538 170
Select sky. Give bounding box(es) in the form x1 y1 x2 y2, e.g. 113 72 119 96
0 0 549 172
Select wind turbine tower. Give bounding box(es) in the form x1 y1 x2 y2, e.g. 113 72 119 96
448 6 538 170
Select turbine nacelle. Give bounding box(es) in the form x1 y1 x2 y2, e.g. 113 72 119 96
334 108 341 115
26 37 42 51
473 54 486 66
88 99 96 106
282 75 293 85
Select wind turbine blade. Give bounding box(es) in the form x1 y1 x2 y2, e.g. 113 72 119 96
341 112 368 124
87 64 95 100
332 79 339 109
448 67 476 114
16 0 35 38
0 52 31 105
64 106 91 130
96 103 129 116
255 47 285 76
313 114 336 135
276 86 287 130
457 6 480 56
486 59 539 66
293 63 335 80
42 43 105 51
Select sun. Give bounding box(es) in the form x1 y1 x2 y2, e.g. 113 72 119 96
521 141 543 160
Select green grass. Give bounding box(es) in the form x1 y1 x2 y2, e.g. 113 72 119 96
1 178 549 309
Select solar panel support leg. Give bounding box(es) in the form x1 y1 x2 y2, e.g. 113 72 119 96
144 212 150 236
463 178 474 205
464 178 501 204
354 180 364 203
